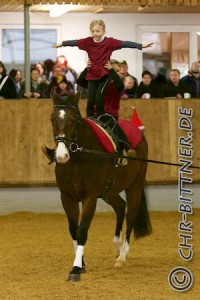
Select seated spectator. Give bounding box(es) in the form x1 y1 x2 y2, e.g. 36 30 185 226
162 69 192 99
35 61 48 83
49 64 73 97
0 61 17 99
119 60 138 87
121 75 138 99
181 61 200 98
154 67 167 87
9 69 23 98
56 55 78 89
137 70 161 98
51 79 74 98
43 59 55 82
20 67 49 99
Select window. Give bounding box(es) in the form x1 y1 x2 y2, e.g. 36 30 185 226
138 25 200 81
142 32 189 79
2 28 57 74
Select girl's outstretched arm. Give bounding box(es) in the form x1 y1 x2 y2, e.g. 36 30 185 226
52 40 78 48
142 42 154 48
52 43 62 48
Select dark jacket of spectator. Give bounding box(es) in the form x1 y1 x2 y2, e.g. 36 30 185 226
162 69 193 98
162 81 192 98
9 69 23 99
20 80 49 99
136 71 161 98
122 87 138 99
181 74 200 98
137 81 161 98
0 61 16 99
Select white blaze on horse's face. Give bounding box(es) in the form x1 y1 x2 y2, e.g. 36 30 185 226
55 139 70 164
55 109 69 164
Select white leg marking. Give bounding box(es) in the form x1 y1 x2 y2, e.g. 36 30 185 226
113 232 122 257
116 237 129 262
55 142 69 164
73 245 84 268
114 237 129 267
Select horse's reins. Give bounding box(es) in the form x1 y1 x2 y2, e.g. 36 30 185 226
53 104 200 170
74 147 200 170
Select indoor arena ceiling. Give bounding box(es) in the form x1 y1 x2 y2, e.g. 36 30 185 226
0 0 200 14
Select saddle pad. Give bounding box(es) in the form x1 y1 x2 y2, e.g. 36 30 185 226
118 119 142 149
83 118 117 153
84 118 142 152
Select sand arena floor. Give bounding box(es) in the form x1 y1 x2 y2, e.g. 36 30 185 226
0 210 199 300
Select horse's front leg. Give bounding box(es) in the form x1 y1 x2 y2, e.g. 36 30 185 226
60 193 85 278
68 196 97 282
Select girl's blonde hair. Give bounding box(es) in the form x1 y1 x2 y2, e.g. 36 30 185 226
90 20 106 31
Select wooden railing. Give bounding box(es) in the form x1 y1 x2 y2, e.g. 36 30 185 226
0 98 199 186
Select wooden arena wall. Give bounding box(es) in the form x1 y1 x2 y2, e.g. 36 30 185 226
0 99 199 186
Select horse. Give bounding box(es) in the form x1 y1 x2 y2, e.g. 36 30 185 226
50 92 152 282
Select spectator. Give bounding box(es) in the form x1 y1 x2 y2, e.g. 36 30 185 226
154 67 167 87
20 67 49 99
102 59 124 118
162 69 192 99
56 55 78 89
181 61 200 98
119 60 138 87
0 61 17 99
137 70 161 98
121 75 138 99
49 64 73 97
35 61 48 83
9 69 23 98
44 59 55 82
51 79 74 98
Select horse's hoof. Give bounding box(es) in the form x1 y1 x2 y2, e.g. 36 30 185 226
67 273 81 282
114 259 125 268
80 265 86 274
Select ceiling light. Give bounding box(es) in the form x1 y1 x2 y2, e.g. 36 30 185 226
49 4 73 18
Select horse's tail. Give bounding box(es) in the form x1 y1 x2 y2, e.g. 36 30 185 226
133 188 152 239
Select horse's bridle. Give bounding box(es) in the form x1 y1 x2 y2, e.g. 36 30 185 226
53 104 82 153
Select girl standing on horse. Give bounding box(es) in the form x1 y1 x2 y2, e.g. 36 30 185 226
52 19 153 117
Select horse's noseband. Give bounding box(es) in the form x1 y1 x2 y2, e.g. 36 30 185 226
55 136 67 143
53 104 81 153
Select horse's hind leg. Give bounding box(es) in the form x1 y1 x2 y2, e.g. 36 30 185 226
116 180 151 267
114 183 142 267
106 194 126 259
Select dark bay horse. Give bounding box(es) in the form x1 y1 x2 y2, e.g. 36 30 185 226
50 93 152 281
